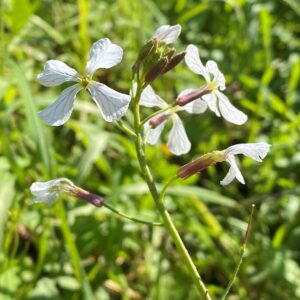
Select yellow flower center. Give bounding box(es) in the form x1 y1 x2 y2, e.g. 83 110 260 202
208 80 219 91
78 75 91 88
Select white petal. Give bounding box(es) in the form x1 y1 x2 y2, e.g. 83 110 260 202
215 91 247 125
167 114 191 155
140 85 168 108
87 81 130 122
37 60 79 87
151 25 181 44
178 89 208 114
30 178 74 206
224 143 271 162
144 120 167 145
202 92 220 117
205 60 226 91
220 155 245 185
31 192 59 206
85 38 123 75
38 84 82 126
185 45 209 81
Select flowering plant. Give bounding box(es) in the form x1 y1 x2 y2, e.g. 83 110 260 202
32 24 270 299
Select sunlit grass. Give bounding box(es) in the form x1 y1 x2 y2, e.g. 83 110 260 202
0 0 300 299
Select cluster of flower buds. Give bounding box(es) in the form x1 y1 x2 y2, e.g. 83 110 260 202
133 25 185 83
30 178 104 207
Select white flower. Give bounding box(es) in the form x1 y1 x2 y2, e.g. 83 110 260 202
151 25 181 44
141 85 207 156
30 178 104 207
30 178 74 205
220 143 271 185
184 44 247 125
37 38 130 126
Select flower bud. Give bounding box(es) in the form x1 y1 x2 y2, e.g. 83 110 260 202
177 85 211 106
149 112 169 128
177 151 224 179
164 47 176 59
138 39 158 62
132 39 158 73
145 58 168 83
161 51 186 74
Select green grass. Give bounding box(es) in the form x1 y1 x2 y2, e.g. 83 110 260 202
0 0 300 299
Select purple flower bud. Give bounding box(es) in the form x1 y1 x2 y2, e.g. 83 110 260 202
149 112 169 128
145 58 168 83
161 51 186 74
177 85 211 106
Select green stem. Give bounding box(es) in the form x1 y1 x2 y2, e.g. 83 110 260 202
103 203 162 226
221 204 254 300
221 246 245 300
132 81 211 300
160 175 179 202
115 120 136 137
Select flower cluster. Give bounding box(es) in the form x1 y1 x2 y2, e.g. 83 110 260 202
31 23 270 204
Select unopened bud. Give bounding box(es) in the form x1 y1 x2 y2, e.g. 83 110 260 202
138 39 158 62
149 112 169 128
177 85 211 106
164 47 176 59
145 58 168 83
161 51 186 74
177 151 224 179
132 39 158 73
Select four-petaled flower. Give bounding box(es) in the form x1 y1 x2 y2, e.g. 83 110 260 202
141 85 207 155
151 24 181 44
181 44 247 125
37 38 130 126
220 143 271 185
177 143 271 185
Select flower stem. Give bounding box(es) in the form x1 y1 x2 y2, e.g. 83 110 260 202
221 204 255 300
103 203 162 226
221 246 245 300
132 81 211 300
115 120 136 137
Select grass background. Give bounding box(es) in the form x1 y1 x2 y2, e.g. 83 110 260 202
0 0 300 299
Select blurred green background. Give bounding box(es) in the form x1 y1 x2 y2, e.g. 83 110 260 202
1 0 300 299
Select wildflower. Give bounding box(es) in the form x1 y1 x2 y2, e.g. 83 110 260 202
134 25 184 82
178 44 247 125
177 143 271 185
37 38 130 126
30 178 104 207
141 85 207 155
151 24 181 44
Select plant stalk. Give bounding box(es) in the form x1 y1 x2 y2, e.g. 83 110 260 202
132 80 211 300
